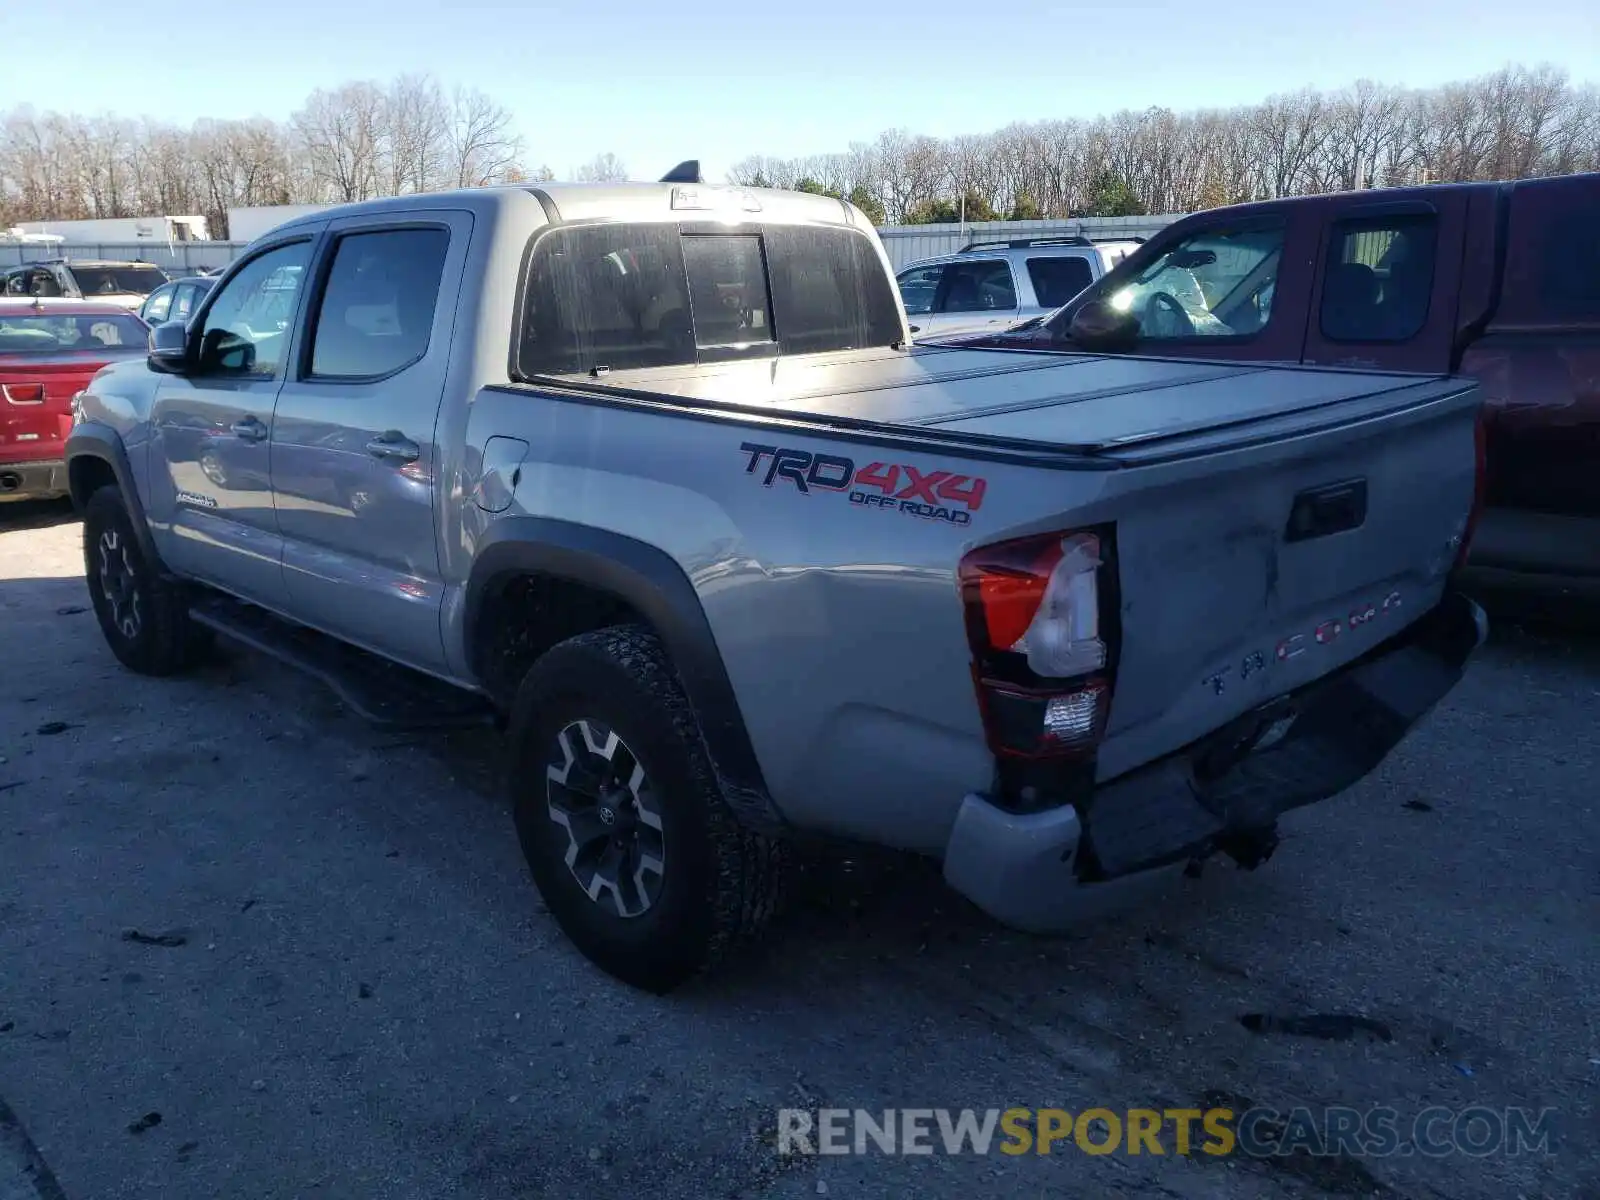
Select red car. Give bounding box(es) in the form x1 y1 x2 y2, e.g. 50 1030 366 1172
0 298 150 503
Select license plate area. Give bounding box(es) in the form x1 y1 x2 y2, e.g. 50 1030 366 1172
1191 696 1299 786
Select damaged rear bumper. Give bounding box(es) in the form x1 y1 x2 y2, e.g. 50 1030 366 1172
943 590 1488 934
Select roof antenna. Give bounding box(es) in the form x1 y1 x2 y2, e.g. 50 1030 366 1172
660 160 703 185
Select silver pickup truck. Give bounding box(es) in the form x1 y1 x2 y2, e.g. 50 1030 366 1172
65 176 1488 992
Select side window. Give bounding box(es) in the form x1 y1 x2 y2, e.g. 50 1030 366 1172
172 284 197 321
309 228 451 379
1100 222 1284 340
937 260 1016 314
1320 214 1437 343
897 265 944 315
1027 256 1094 308
27 269 63 298
519 224 690 375
3 272 23 295
144 286 173 324
682 235 774 351
193 240 312 378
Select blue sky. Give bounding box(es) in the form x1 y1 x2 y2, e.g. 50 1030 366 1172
3 0 1596 181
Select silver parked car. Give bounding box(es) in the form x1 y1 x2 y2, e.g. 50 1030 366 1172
896 236 1143 339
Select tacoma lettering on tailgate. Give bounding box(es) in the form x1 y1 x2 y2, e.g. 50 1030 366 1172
739 442 987 527
1202 590 1403 696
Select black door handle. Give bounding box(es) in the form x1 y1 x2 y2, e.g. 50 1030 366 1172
1286 479 1367 542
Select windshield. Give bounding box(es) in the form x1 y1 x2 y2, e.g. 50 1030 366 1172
0 312 149 353
69 265 168 297
1045 223 1285 342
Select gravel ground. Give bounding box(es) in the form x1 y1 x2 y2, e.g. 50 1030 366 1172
1 499 1596 1200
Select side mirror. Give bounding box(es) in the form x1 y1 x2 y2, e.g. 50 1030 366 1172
147 320 190 373
1068 298 1140 352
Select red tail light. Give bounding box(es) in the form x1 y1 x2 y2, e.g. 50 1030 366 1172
958 527 1119 760
1454 411 1488 571
3 384 45 404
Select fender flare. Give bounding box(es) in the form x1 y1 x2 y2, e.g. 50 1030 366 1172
463 516 785 834
64 422 164 570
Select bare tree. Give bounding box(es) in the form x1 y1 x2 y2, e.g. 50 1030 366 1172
2 64 1597 233
292 82 384 203
719 64 1597 224
448 87 522 188
380 74 450 194
574 152 628 183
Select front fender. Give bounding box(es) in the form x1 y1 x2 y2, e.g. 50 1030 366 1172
65 421 164 571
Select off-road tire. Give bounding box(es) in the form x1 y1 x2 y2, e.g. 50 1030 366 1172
508 625 786 993
82 485 210 676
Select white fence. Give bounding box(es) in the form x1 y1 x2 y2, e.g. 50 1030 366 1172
2 214 1188 277
0 241 241 273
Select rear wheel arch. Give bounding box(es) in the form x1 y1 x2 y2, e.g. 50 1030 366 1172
464 518 784 834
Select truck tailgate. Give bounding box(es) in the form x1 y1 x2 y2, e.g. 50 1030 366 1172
1019 374 1481 782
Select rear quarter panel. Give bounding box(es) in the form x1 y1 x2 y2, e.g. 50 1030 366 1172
457 387 1110 853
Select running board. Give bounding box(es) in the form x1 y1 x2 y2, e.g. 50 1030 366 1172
189 594 496 729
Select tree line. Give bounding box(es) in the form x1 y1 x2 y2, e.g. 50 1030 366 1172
0 73 630 238
2 65 1595 238
729 65 1599 224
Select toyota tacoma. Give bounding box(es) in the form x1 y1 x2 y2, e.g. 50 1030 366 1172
65 171 1488 992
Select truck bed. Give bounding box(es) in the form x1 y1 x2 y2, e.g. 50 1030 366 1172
571 345 1467 462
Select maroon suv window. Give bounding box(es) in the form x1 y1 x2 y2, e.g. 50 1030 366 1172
1493 175 1600 329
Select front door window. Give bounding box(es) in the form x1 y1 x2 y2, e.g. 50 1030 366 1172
192 243 313 378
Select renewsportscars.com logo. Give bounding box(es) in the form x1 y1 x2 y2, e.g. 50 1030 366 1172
738 442 988 527
774 1105 1558 1160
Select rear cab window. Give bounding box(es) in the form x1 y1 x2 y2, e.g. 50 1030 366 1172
1319 214 1438 342
517 222 901 376
681 235 774 351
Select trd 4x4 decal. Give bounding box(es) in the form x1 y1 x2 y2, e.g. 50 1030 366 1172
738 442 987 527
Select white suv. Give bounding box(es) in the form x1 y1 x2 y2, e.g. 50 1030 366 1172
896 237 1143 340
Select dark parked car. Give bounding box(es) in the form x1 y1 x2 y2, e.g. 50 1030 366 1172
139 274 218 326
953 172 1600 598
